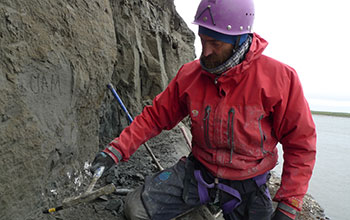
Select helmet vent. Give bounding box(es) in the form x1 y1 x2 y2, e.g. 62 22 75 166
195 5 216 25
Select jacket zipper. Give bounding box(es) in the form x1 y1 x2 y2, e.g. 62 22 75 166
214 75 220 84
203 105 212 149
228 108 235 163
258 114 267 154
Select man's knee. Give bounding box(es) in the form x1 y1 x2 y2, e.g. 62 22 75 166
124 186 150 220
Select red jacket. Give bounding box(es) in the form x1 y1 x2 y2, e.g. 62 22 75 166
105 33 316 210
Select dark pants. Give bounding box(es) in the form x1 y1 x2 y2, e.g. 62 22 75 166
124 157 273 220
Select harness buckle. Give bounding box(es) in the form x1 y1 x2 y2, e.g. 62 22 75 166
213 178 220 204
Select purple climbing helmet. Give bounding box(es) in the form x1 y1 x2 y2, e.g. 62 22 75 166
193 0 255 35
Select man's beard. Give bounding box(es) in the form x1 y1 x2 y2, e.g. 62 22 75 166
200 49 234 69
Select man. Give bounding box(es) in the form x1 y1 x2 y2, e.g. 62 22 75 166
91 0 316 219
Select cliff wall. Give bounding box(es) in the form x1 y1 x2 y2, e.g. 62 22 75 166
0 1 194 219
0 1 327 220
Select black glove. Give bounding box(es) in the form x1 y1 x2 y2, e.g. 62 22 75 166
271 208 294 220
90 152 115 174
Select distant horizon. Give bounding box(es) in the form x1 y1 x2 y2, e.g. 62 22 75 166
308 98 350 114
311 109 350 116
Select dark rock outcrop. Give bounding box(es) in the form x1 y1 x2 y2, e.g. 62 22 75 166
0 0 194 219
0 0 327 220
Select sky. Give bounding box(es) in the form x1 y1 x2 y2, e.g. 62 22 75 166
174 0 350 113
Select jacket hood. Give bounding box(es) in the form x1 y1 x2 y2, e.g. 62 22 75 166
227 32 268 75
245 33 268 64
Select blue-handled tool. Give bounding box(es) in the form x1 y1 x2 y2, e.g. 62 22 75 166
107 84 133 123
107 83 164 171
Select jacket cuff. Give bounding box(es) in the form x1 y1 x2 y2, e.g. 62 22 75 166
278 202 298 219
103 145 123 164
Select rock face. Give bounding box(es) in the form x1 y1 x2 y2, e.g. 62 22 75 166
0 0 194 219
1 1 327 220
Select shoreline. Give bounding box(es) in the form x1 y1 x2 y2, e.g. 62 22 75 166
268 172 329 220
311 110 350 118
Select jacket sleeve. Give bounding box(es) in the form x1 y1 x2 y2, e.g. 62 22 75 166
105 66 189 163
272 67 317 211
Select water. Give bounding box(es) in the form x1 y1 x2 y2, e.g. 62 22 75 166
273 114 350 219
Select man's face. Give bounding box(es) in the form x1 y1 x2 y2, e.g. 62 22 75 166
199 33 234 69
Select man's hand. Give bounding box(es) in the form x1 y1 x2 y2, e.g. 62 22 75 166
271 208 295 220
90 152 115 174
